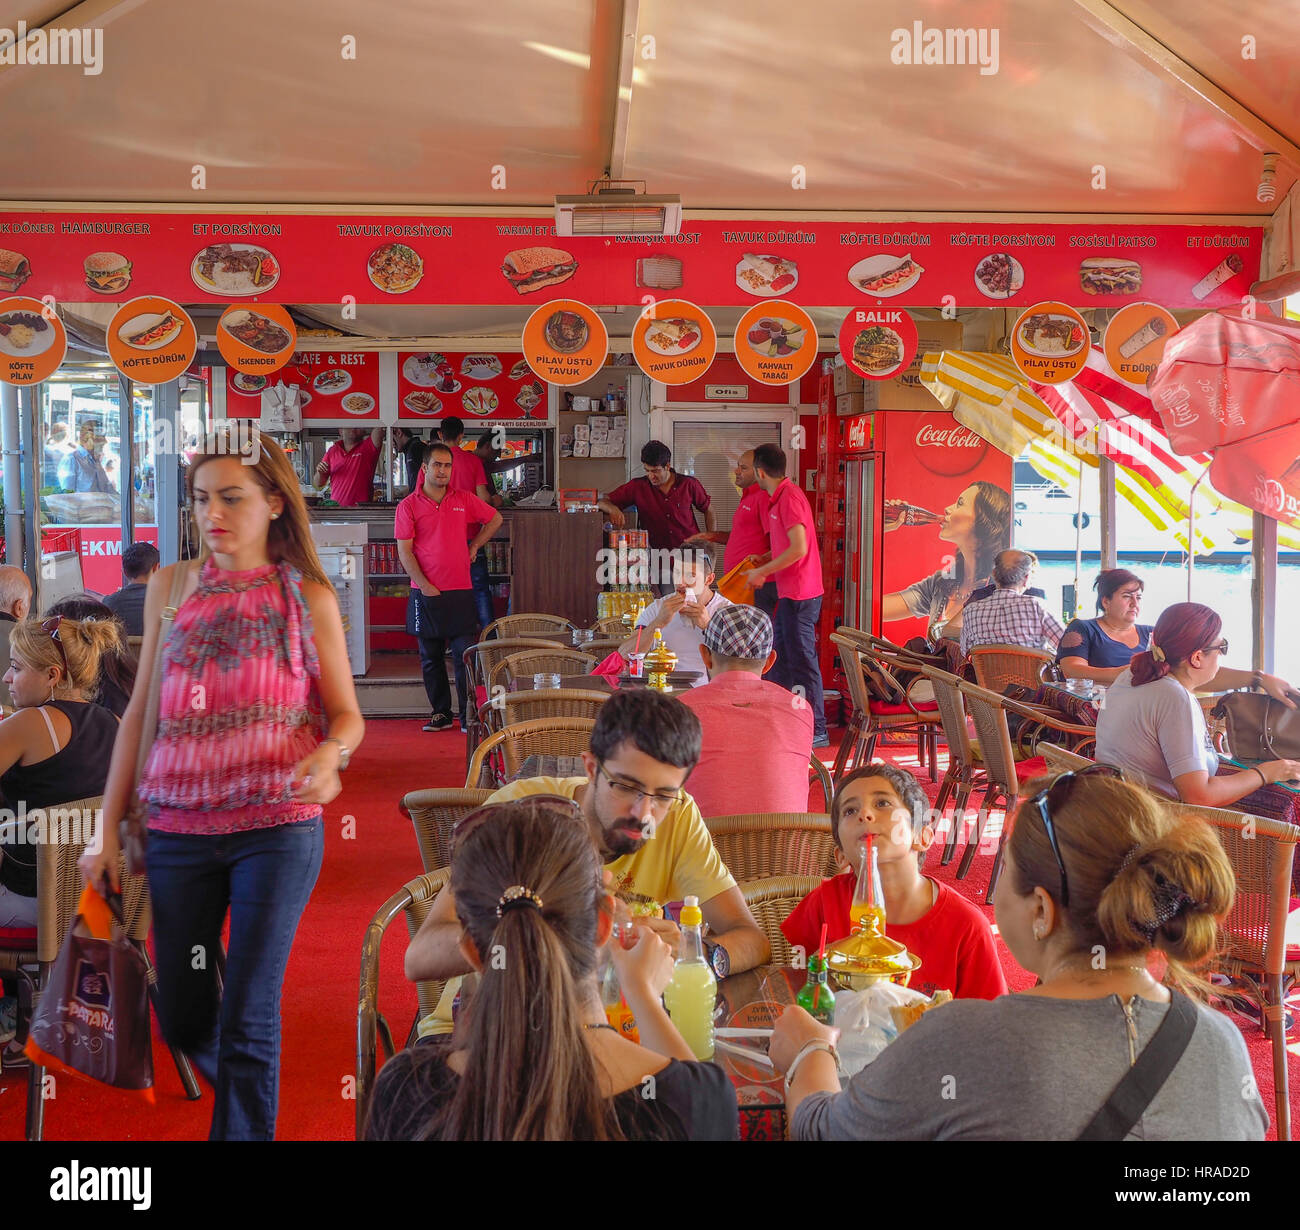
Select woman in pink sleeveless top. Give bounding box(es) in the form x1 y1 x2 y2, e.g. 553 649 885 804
82 428 364 1140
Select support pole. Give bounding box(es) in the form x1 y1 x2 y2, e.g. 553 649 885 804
118 373 135 553
155 379 182 566
1098 456 1117 570
1251 511 1277 675
1 384 23 569
18 386 39 600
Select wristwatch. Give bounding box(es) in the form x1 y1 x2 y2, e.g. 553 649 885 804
321 736 351 771
1251 671 1264 691
703 939 730 979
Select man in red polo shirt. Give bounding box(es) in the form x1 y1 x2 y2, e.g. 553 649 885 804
687 448 776 619
396 441 502 732
599 441 715 589
744 443 827 747
314 426 383 507
439 416 496 630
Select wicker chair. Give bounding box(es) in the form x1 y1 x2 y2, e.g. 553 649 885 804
741 876 823 966
1037 742 1095 775
705 813 838 881
915 664 987 867
483 688 610 737
465 716 597 789
462 637 563 764
592 615 631 637
808 753 833 812
1173 802 1297 1140
831 632 941 783
482 613 577 639
356 868 450 1139
998 690 1099 759
0 796 201 1140
488 649 599 694
968 644 1055 694
401 787 494 873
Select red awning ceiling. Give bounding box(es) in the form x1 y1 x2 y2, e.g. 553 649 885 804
1150 310 1300 526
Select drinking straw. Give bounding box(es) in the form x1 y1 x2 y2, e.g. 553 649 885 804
814 922 828 1012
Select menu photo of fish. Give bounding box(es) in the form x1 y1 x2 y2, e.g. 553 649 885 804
191 243 280 295
220 309 291 354
852 325 905 374
735 253 798 296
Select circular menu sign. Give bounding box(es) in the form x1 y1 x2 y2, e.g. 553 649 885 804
0 297 67 385
632 299 716 385
522 300 608 386
216 303 296 373
1103 302 1179 386
838 307 918 381
107 296 197 386
734 301 818 385
1011 301 1090 385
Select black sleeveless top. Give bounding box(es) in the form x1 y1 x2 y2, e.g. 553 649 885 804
0 700 119 896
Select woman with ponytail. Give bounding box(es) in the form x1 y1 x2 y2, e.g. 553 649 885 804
1095 602 1300 805
0 614 123 928
366 797 739 1141
772 770 1266 1140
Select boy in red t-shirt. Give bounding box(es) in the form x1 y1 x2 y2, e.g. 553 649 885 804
782 763 1007 1000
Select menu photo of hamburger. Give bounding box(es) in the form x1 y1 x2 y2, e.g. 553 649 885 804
544 309 589 354
645 317 702 356
220 308 291 354
191 243 280 295
852 325 905 375
1079 257 1142 296
1017 312 1086 357
0 250 32 294
368 243 424 294
848 253 924 297
117 309 185 352
0 309 54 358
735 253 798 296
83 251 132 295
502 246 578 295
745 316 805 357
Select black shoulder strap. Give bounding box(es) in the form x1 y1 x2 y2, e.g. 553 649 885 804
1077 991 1198 1141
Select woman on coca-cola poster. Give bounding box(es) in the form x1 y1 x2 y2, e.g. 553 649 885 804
880 480 1011 643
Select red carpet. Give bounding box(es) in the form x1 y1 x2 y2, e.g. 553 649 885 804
1 727 1294 1140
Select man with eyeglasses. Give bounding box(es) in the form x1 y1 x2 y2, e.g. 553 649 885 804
405 690 770 999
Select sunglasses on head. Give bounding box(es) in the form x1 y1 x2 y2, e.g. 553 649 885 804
1028 764 1125 908
40 616 68 674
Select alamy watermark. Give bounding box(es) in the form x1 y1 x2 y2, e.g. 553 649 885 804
0 804 103 855
596 546 715 588
0 23 103 76
890 22 999 76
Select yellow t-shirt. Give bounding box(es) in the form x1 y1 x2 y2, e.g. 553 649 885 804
418 775 736 1037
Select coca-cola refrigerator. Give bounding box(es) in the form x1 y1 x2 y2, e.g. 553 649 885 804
824 409 1013 645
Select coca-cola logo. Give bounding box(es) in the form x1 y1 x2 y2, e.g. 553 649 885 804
913 414 989 477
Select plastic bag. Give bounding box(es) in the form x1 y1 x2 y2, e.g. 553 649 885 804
833 981 928 1077
23 885 155 1101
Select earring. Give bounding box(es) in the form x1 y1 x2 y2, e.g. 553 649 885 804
1033 924 1046 941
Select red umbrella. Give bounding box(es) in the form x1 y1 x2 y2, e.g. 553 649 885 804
1148 309 1300 524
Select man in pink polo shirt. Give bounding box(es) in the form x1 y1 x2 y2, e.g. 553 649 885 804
314 426 383 507
679 604 814 817
688 448 776 619
396 441 502 732
439 416 496 630
743 443 827 747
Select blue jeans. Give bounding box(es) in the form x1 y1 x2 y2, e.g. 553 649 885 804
470 554 494 631
146 819 324 1141
771 594 827 742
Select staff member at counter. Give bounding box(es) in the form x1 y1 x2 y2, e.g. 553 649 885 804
599 441 715 552
314 426 383 507
396 442 502 734
393 426 434 493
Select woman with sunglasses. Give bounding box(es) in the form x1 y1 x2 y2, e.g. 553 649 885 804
366 797 739 1141
770 769 1266 1140
78 427 365 1141
1095 602 1300 807
0 615 122 929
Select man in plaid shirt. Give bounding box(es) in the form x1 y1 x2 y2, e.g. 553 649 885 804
960 549 1065 659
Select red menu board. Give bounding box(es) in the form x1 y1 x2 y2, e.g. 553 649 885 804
0 211 1264 309
396 351 545 421
225 351 379 419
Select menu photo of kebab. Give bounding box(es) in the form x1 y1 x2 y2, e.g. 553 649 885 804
0 250 32 294
230 372 269 395
367 242 424 294
220 308 292 354
191 243 280 295
1191 252 1245 301
117 309 185 351
1017 312 1086 357
1079 257 1142 296
544 309 589 354
0 308 55 358
974 252 1024 299
852 325 905 375
644 317 702 356
501 246 578 295
460 354 503 379
83 251 132 295
312 367 353 395
847 253 924 297
735 253 798 296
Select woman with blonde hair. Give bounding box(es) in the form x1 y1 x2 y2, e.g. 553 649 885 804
80 426 365 1141
0 615 123 928
772 769 1267 1140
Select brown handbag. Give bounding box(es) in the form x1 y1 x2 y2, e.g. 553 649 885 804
1212 689 1300 764
119 565 190 875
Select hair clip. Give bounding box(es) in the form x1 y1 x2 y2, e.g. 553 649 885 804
497 885 543 917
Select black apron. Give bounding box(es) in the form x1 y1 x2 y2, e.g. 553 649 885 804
407 588 478 640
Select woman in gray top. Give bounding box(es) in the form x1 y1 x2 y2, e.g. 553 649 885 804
771 770 1268 1140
